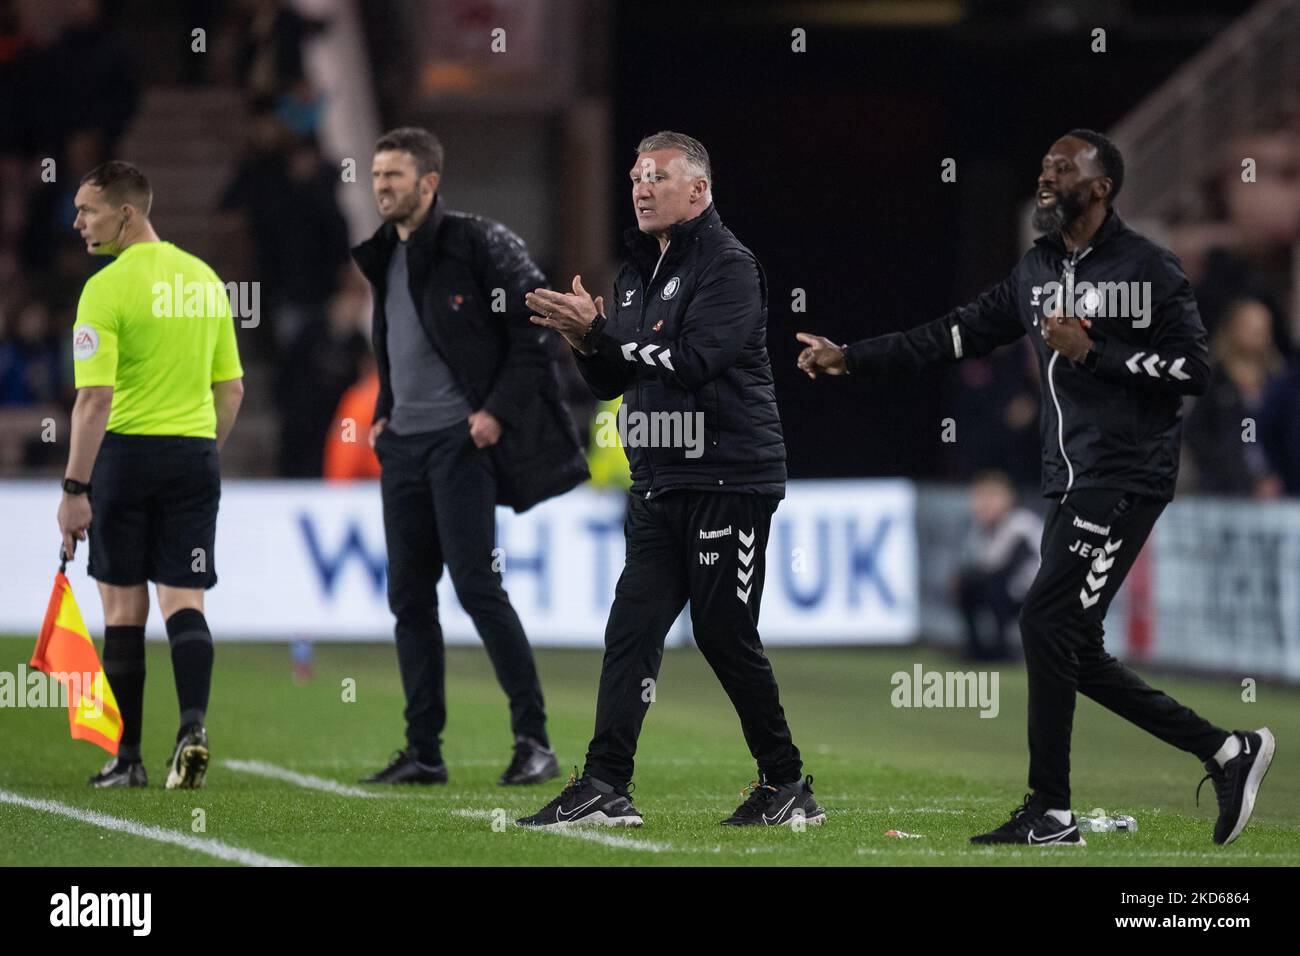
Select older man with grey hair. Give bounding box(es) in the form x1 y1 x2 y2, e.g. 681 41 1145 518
518 131 824 829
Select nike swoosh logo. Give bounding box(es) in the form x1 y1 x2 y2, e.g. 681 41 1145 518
1244 737 1251 755
556 795 601 821
1027 827 1076 844
763 796 798 825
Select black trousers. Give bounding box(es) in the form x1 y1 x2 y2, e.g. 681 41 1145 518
1021 487 1227 808
583 490 802 790
376 421 547 759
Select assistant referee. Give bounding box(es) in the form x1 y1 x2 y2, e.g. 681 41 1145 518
59 161 245 790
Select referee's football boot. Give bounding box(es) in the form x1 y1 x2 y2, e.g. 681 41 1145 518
1196 728 1275 845
515 769 643 827
720 774 826 827
89 757 148 788
164 724 210 790
499 735 561 786
969 793 1085 846
360 747 449 785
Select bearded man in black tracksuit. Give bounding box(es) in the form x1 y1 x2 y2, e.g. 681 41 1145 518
799 129 1275 847
518 131 824 829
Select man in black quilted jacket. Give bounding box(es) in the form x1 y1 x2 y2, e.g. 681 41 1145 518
350 128 588 789
518 131 824 829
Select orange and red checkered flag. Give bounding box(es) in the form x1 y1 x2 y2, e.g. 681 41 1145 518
29 553 123 754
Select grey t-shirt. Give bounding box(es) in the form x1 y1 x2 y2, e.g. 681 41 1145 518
385 239 472 434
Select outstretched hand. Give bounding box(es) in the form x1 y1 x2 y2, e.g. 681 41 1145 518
527 276 603 352
795 332 848 379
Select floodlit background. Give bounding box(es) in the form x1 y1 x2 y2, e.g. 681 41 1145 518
1 0 1298 677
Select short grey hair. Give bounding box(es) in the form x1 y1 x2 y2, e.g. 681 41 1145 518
635 130 713 200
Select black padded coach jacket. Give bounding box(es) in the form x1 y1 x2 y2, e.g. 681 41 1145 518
574 203 787 498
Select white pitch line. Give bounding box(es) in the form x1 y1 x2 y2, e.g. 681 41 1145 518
539 826 676 853
453 808 676 853
223 759 384 798
857 846 1299 861
880 806 972 814
0 788 299 867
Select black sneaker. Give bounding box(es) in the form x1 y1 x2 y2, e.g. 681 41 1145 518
165 725 209 790
1196 728 1276 845
969 794 1085 846
499 735 561 786
360 747 449 785
720 774 826 827
89 757 147 788
515 770 643 828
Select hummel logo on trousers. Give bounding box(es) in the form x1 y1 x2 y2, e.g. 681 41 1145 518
1020 487 1228 808
583 491 802 791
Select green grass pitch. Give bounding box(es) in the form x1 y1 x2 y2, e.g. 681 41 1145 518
1 635 1296 866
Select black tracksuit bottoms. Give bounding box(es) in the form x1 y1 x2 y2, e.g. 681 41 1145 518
376 421 547 761
583 489 803 791
1022 486 1228 808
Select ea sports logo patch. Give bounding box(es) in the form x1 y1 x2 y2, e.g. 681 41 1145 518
73 326 99 360
661 276 680 300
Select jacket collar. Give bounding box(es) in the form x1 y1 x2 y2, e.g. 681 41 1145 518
1034 205 1126 256
351 193 448 281
623 202 721 274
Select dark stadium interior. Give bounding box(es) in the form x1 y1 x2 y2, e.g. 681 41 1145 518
4 0 1300 883
6 0 1295 494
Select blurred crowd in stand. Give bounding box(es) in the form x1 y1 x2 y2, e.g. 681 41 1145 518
2 1 1297 497
0 0 136 473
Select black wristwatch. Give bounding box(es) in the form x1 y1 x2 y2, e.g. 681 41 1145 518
62 478 91 496
579 314 605 352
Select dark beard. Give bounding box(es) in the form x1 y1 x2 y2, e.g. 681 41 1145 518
379 192 421 224
1032 187 1087 235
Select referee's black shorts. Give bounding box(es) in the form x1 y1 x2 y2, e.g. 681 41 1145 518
87 432 221 589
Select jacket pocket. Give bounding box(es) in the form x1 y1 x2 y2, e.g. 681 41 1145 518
705 381 721 449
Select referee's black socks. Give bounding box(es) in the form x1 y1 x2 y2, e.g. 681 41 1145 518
165 608 214 734
103 625 146 763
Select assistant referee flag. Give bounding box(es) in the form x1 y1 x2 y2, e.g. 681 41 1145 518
30 569 123 754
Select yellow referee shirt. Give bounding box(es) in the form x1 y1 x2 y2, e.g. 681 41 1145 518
72 241 244 438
